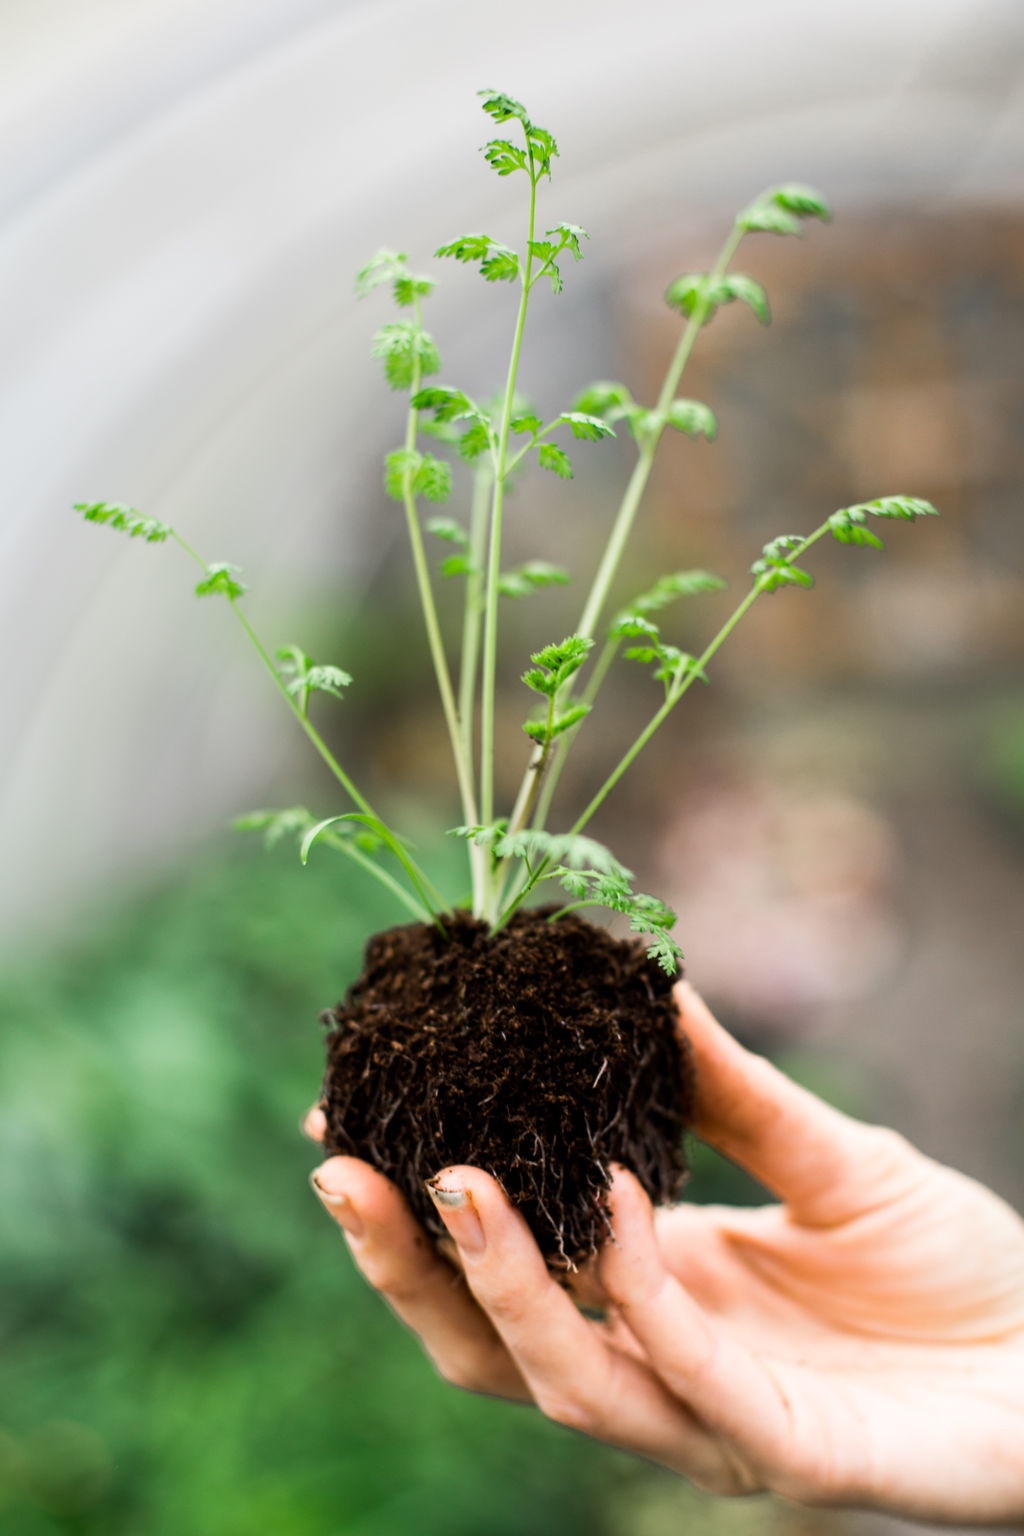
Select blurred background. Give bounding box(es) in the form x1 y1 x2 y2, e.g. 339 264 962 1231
2 1 1024 1531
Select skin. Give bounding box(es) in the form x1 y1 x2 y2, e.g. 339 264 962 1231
308 981 1024 1521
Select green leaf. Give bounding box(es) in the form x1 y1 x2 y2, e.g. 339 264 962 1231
664 273 710 319
842 495 940 522
738 201 802 237
555 411 615 442
371 323 441 389
384 448 420 501
720 274 770 325
458 421 492 462
522 634 593 696
665 272 770 326
435 233 520 284
500 829 629 878
549 702 590 737
498 560 570 598
411 385 484 425
74 502 171 542
666 399 718 440
537 442 573 479
233 805 315 849
570 381 634 420
771 183 831 220
276 645 352 709
511 412 543 438
620 569 727 620
483 138 528 177
415 454 451 503
425 516 469 547
478 89 531 128
384 450 450 503
827 508 885 549
439 554 475 578
355 249 406 296
195 562 246 600
548 222 587 262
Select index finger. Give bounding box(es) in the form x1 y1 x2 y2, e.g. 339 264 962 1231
676 982 919 1225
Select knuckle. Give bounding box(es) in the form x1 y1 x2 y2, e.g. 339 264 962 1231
533 1388 596 1434
474 1280 529 1327
433 1351 497 1396
354 1252 417 1307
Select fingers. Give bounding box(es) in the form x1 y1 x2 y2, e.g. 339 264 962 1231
302 1105 326 1142
310 1156 528 1401
600 1168 865 1500
676 982 919 1226
426 1166 743 1491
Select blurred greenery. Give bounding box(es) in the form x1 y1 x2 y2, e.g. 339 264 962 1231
0 839 790 1534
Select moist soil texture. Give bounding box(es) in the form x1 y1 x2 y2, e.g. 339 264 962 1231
319 906 693 1268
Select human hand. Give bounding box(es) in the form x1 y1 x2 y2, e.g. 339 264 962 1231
308 984 1024 1521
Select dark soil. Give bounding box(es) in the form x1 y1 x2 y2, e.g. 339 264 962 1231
318 907 693 1268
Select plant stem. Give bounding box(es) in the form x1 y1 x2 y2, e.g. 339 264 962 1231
400 304 484 908
497 518 833 926
170 532 376 817
567 522 830 841
458 462 492 794
479 154 539 921
505 219 748 843
319 830 434 923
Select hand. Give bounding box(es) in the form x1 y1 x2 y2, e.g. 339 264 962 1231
308 983 1024 1521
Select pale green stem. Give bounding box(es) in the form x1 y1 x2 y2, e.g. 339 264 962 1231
458 462 492 790
400 304 483 906
170 532 376 818
496 520 833 927
504 220 748 849
318 831 433 924
479 155 539 921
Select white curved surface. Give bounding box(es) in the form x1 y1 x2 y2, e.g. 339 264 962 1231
1 0 1022 947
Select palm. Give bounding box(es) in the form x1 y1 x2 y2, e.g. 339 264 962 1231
310 984 1024 1522
603 1142 1024 1512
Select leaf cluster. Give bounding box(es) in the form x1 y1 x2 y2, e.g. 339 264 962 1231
74 501 170 542
571 381 717 448
479 89 559 180
372 322 442 390
521 636 594 744
195 562 246 600
551 866 683 975
355 249 435 307
276 645 352 715
385 448 452 504
611 613 708 696
665 271 770 328
738 183 832 237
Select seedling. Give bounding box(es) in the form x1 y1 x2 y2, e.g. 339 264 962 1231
76 90 937 1264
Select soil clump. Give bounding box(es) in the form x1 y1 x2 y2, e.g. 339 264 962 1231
319 907 692 1267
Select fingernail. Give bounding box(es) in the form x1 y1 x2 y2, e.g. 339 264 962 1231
426 1177 485 1256
310 1170 365 1239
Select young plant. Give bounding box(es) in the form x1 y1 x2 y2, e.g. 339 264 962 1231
75 90 937 1263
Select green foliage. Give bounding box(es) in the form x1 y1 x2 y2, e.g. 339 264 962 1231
665 271 770 326
739 183 832 237
194 562 246 600
384 448 452 504
478 90 559 179
537 442 573 479
275 646 352 714
355 248 435 307
612 614 709 695
74 86 939 972
549 867 683 974
372 322 442 389
750 534 815 594
74 501 171 542
665 399 718 440
522 636 594 697
620 569 727 620
498 561 570 598
434 234 520 284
